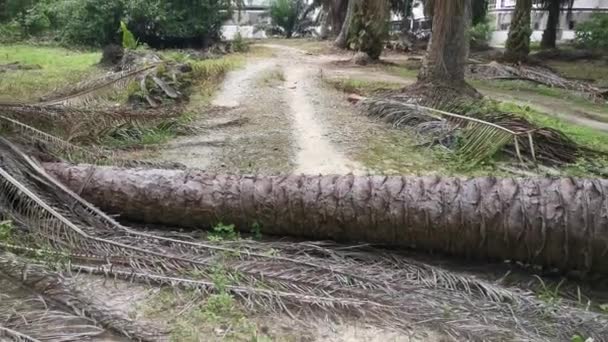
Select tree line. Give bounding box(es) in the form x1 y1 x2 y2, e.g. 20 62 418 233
0 0 242 48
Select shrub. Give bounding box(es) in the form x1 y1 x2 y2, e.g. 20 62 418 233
50 0 125 47
1 0 237 48
258 0 315 38
575 13 608 50
469 18 493 49
0 21 22 43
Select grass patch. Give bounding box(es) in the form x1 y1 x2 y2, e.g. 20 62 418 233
139 288 264 342
472 79 605 108
257 68 285 86
498 101 608 153
0 44 100 101
357 130 513 177
383 64 419 79
323 78 403 95
547 59 608 88
263 38 335 54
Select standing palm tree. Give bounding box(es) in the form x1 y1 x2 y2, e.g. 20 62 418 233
504 0 533 62
539 0 573 50
417 0 476 94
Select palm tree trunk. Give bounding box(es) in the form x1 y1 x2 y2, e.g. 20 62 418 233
44 163 608 275
418 0 472 86
334 0 358 48
504 0 533 62
540 0 560 50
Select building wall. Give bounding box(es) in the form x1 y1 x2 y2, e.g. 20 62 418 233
489 0 608 46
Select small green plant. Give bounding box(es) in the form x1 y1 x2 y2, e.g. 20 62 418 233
469 19 492 48
599 303 608 312
120 21 138 49
251 222 262 240
535 275 564 308
0 220 14 243
232 31 249 53
571 334 592 342
209 222 238 241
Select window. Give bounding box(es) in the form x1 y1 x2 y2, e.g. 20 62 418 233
500 23 510 30
569 21 576 30
533 22 540 30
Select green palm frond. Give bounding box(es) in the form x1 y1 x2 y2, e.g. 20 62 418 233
363 97 528 164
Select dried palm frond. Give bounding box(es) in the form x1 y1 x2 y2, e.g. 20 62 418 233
0 102 182 143
0 252 165 342
363 97 526 164
0 115 185 169
38 65 158 107
468 62 607 102
362 92 589 166
3 139 608 340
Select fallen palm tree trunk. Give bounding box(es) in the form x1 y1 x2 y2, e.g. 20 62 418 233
44 163 608 276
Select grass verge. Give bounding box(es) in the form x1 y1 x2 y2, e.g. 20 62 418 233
0 44 100 101
323 78 403 95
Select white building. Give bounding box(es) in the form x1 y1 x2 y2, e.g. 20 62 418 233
222 0 272 40
489 0 608 46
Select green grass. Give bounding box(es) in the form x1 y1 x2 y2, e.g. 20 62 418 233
473 79 604 107
262 38 335 54
0 44 100 101
498 101 608 153
547 59 608 88
257 68 285 87
383 65 419 79
323 78 403 95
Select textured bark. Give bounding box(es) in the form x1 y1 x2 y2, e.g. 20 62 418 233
334 0 359 48
418 0 471 85
504 0 533 63
44 163 608 275
540 0 560 50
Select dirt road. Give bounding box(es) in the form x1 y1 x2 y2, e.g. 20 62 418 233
159 44 370 175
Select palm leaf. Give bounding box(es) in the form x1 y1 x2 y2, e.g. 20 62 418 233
0 115 184 169
363 97 527 164
37 65 158 107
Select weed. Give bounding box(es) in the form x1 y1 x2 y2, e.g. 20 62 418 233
534 275 565 308
103 123 177 148
258 68 285 86
232 32 250 53
209 222 238 241
571 334 592 342
251 222 263 240
0 220 14 243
